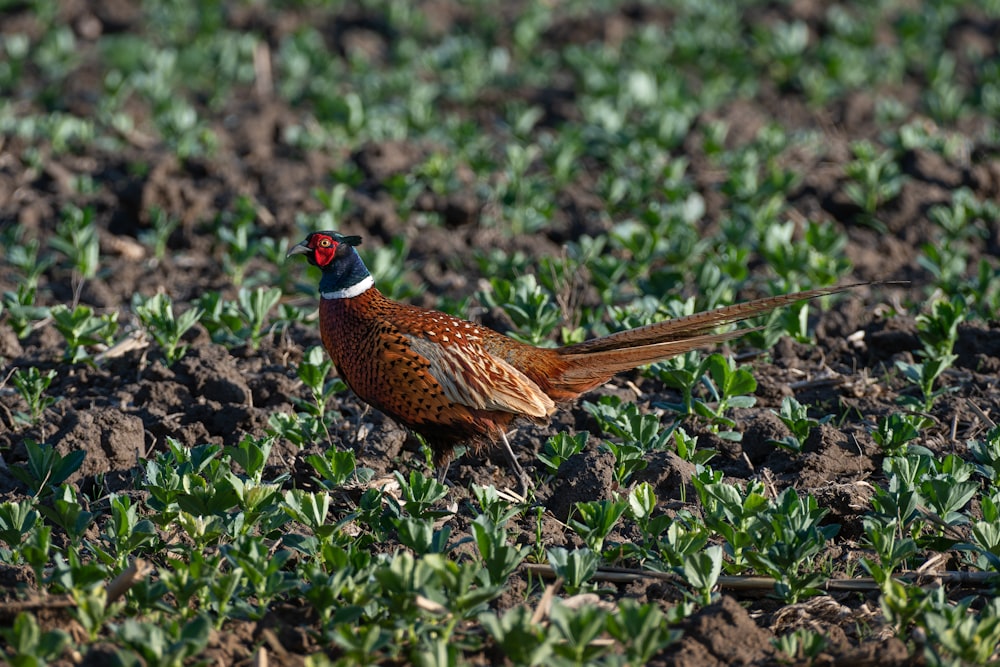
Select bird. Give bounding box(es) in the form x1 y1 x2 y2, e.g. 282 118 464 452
288 230 868 493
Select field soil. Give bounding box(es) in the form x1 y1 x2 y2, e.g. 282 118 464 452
2 2 1000 666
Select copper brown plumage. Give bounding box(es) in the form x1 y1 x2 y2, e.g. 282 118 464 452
289 231 868 491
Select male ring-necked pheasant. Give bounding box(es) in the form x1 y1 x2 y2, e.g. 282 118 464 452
289 231 864 491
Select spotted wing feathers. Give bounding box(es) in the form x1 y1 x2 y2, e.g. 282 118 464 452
405 334 555 418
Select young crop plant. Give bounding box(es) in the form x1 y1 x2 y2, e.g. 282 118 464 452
138 206 180 263
843 140 905 226
49 204 100 307
745 489 839 604
569 498 627 554
215 196 259 286
895 298 964 412
537 431 588 475
478 274 562 347
50 304 119 365
871 413 928 457
133 292 203 365
0 612 72 666
9 440 85 499
10 366 58 427
770 396 832 455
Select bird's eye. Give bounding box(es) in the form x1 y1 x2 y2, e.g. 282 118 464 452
318 238 331 248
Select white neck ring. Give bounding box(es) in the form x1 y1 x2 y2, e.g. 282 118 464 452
321 275 374 300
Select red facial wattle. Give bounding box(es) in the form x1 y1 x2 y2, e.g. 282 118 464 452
313 236 338 267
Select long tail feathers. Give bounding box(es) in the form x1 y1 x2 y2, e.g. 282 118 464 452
552 281 883 389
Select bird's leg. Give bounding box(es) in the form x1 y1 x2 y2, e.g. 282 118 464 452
500 431 531 497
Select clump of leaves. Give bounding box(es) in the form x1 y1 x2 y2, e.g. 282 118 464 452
133 292 203 364
770 396 831 454
50 304 118 365
10 367 58 426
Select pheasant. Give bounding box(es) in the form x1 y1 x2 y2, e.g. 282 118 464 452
289 231 866 491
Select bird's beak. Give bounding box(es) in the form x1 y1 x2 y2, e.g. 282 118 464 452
286 241 311 259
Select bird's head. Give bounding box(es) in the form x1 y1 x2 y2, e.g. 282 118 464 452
286 231 363 269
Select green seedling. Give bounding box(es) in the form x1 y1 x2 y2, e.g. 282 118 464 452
5 232 53 292
549 600 612 664
237 286 282 350
50 303 119 364
673 426 716 466
115 614 213 666
625 483 673 553
216 196 259 286
479 274 561 347
10 441 85 498
843 141 904 221
133 292 203 364
608 599 681 664
294 345 346 420
471 515 529 586
773 628 828 663
0 500 38 564
678 544 723 606
895 354 957 412
770 396 831 454
968 426 1000 483
862 516 920 580
36 484 95 553
10 366 57 426
602 440 648 485
49 204 99 306
3 285 50 339
916 298 965 360
139 206 180 262
745 488 838 603
305 448 364 490
471 484 521 526
94 494 158 570
283 489 334 538
969 492 1000 571
223 536 296 619
537 432 588 475
479 605 554 666
569 498 627 553
197 287 281 349
72 585 126 642
0 612 72 666
395 470 449 520
395 516 451 555
546 546 600 593
584 397 672 451
694 474 769 571
871 413 928 456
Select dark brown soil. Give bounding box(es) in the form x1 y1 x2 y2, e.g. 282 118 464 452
2 2 999 665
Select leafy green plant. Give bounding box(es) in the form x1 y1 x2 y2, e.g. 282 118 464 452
479 274 561 346
50 304 119 364
133 292 203 364
547 546 600 593
49 204 100 306
139 206 180 262
843 140 904 224
569 499 627 553
0 612 71 666
871 413 928 457
9 441 86 498
537 431 588 474
471 515 529 586
745 489 838 603
2 285 50 340
10 367 57 426
770 396 831 454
